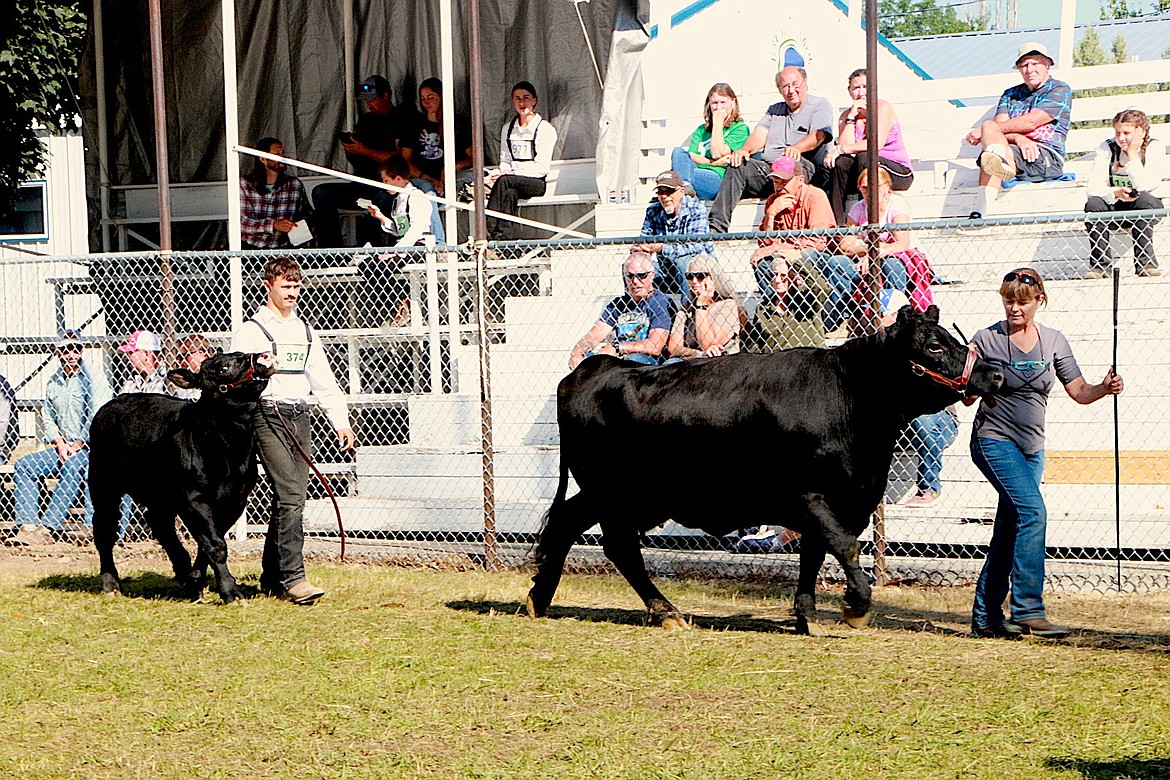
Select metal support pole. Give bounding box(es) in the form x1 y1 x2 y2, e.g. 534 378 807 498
865 0 887 587
147 0 176 364
94 0 111 253
468 0 498 570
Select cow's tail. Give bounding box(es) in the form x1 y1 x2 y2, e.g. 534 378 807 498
528 455 570 567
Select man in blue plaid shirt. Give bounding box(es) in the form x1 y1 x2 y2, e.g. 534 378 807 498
241 137 311 249
635 170 714 296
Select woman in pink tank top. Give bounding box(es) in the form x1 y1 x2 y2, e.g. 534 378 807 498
826 68 915 224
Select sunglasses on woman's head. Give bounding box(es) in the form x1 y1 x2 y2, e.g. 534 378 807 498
684 272 710 281
625 271 652 280
1003 271 1040 286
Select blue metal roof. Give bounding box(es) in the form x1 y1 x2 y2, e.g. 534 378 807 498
892 15 1170 78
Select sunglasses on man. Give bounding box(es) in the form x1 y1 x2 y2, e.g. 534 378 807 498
625 271 652 281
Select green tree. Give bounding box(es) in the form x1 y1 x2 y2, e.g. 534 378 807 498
0 0 87 211
1111 34 1130 63
1099 0 1170 17
878 0 985 39
1074 26 1108 66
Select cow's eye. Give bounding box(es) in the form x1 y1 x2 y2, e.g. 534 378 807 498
926 345 944 354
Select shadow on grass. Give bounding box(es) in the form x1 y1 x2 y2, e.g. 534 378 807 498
447 598 802 633
1047 756 1170 779
33 571 266 602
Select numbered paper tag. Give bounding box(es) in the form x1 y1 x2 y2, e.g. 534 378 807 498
276 342 310 374
391 213 410 236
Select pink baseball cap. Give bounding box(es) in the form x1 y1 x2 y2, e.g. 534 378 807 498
118 330 161 353
768 156 797 179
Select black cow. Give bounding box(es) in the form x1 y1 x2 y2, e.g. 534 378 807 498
527 306 1003 631
88 352 276 603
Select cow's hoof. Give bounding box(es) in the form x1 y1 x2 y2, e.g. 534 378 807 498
524 591 546 619
793 616 811 635
100 574 121 596
651 612 690 630
842 607 872 629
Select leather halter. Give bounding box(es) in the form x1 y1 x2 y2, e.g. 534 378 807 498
909 343 978 393
217 355 260 392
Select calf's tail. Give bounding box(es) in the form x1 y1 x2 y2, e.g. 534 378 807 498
528 456 570 567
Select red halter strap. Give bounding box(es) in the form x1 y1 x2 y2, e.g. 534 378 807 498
909 343 977 392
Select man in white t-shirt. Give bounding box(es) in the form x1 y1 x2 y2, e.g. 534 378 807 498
231 258 356 604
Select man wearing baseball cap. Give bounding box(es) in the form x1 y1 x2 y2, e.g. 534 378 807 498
11 331 115 545
748 156 835 302
313 74 405 247
117 329 167 395
634 170 714 296
963 41 1072 222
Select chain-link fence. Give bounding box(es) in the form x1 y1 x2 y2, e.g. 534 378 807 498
2 209 1168 592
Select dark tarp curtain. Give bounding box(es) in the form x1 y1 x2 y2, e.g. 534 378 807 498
80 0 633 237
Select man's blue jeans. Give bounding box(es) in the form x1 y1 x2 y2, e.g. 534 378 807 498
970 436 1048 629
911 410 958 493
670 147 724 201
818 254 911 332
15 448 132 535
410 179 447 243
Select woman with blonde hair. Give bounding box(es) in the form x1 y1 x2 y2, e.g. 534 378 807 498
669 83 751 200
1084 108 1166 278
665 255 746 360
967 268 1123 639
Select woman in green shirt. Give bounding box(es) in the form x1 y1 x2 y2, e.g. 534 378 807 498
670 83 751 201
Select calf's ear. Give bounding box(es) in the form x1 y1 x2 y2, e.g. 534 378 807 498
924 304 940 323
168 369 200 389
895 304 916 324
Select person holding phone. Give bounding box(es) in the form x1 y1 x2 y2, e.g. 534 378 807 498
1084 108 1167 278
312 75 404 247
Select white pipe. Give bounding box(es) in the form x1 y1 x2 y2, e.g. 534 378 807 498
343 0 356 130
1058 0 1075 71
236 146 591 238
439 0 458 381
221 0 244 540
94 0 111 253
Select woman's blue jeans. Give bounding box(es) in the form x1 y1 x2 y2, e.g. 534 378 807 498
911 410 958 492
670 147 724 201
970 436 1048 629
14 448 133 536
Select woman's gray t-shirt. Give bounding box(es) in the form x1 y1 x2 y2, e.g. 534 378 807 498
972 321 1082 453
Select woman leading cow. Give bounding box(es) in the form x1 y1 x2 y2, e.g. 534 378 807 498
966 268 1123 640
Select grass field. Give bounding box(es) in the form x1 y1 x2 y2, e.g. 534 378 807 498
2 550 1169 779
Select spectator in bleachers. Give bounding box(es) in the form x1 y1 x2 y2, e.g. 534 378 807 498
0 371 18 465
403 77 474 201
708 66 834 233
487 81 559 241
117 330 167 395
313 75 404 247
825 68 914 225
1084 108 1166 278
568 252 675 370
172 334 213 401
963 43 1072 222
11 331 114 545
744 255 829 352
634 170 714 296
240 137 312 250
669 83 752 201
364 155 436 326
825 167 932 338
664 255 746 361
747 156 835 303
901 407 959 507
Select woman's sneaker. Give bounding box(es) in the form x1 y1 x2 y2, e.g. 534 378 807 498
906 490 939 507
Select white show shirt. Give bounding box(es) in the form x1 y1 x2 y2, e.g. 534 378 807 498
230 305 351 432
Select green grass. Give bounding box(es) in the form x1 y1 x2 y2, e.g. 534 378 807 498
2 555 1169 779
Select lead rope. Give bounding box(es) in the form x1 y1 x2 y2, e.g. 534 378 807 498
272 404 346 562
